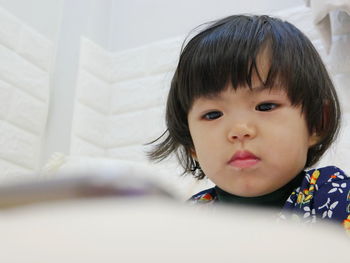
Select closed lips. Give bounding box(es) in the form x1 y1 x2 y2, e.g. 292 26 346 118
230 151 259 161
229 151 260 168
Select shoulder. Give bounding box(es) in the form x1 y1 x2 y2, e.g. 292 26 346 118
294 166 348 195
283 166 350 227
189 187 218 204
303 166 349 199
305 166 348 185
308 166 350 221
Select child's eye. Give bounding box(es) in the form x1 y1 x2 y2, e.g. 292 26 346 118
202 111 223 120
255 103 278 112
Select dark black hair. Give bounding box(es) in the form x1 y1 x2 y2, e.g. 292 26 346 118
148 14 341 179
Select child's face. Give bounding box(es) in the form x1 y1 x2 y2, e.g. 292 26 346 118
187 75 319 197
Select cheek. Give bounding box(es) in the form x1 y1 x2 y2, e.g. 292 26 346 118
189 122 219 152
190 130 221 170
266 119 311 164
272 112 310 143
189 126 208 161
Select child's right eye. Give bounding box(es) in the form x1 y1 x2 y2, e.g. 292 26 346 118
202 111 223 120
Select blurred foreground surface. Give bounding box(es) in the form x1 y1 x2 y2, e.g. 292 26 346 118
0 174 348 263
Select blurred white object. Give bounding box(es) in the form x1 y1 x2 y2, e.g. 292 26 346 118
305 0 350 52
0 197 347 263
41 153 210 200
0 164 174 208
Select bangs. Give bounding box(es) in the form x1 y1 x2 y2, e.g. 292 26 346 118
176 15 313 111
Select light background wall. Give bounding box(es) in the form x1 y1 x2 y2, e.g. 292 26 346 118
0 0 63 41
109 0 304 51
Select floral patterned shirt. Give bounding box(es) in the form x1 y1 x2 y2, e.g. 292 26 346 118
190 166 350 234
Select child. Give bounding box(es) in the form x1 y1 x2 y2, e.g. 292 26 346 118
149 14 350 231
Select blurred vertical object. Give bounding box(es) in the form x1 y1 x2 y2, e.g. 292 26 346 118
305 0 350 53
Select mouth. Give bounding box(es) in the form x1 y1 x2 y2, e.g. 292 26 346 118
228 150 260 169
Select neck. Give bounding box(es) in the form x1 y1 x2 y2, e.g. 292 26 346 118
215 171 305 208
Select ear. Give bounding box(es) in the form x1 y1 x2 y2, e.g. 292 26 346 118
308 132 321 147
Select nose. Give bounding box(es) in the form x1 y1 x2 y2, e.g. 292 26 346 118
227 123 257 142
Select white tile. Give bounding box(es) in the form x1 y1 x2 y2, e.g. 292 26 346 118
138 38 181 74
0 44 49 102
110 50 148 82
106 108 166 147
80 37 113 83
8 89 47 134
76 69 112 114
70 136 106 156
17 24 54 71
0 121 40 169
110 37 181 82
107 144 149 162
110 73 170 114
0 158 33 181
0 79 14 119
0 7 21 50
72 103 109 148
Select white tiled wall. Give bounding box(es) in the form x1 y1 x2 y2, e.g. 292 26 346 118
71 37 181 161
0 7 53 181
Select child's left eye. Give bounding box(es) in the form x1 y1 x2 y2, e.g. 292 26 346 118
255 103 278 111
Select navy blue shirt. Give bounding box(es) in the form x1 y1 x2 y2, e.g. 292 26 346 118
190 166 350 233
